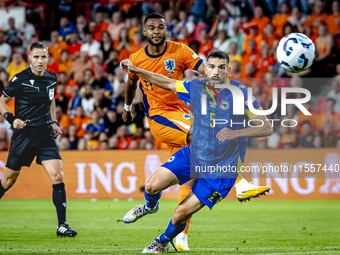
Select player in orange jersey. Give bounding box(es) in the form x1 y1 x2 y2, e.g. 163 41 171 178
121 13 270 250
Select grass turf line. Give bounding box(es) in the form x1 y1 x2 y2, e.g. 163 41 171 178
0 199 339 254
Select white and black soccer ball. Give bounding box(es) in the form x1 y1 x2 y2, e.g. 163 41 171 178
276 33 315 73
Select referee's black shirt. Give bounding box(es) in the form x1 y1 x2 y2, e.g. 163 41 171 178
2 68 57 127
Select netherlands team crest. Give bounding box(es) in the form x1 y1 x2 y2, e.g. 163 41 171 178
49 88 54 100
164 59 176 72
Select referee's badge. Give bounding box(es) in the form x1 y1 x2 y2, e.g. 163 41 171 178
49 88 55 100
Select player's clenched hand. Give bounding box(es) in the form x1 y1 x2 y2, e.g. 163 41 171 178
122 109 133 124
13 118 26 129
216 127 238 142
120 59 137 73
52 123 62 136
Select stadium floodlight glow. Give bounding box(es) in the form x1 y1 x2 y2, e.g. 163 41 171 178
201 85 312 116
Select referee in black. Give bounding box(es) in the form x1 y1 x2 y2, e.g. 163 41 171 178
0 42 77 237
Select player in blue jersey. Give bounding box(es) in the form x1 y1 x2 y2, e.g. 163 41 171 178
120 51 273 253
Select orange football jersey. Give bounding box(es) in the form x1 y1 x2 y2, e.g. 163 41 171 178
129 41 203 117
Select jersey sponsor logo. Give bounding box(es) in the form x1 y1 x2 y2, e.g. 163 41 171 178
182 114 191 120
49 88 54 100
167 156 175 163
164 59 176 72
12 76 17 82
29 79 35 85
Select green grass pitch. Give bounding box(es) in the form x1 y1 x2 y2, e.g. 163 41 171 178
0 199 340 254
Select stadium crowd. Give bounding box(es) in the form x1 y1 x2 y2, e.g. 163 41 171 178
0 0 340 151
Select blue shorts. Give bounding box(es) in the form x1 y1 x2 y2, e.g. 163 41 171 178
161 146 237 209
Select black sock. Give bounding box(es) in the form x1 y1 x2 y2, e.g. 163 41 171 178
53 183 66 226
0 180 7 199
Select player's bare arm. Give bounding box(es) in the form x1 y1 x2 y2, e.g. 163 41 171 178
216 115 273 142
0 96 26 129
121 59 177 92
50 98 62 135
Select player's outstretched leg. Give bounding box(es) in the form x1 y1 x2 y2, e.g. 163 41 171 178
122 167 180 223
235 175 271 202
42 160 77 237
142 192 204 253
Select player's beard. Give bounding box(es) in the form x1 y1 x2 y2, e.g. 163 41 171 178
147 35 166 47
208 77 226 88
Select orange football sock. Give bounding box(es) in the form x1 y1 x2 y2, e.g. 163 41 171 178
178 185 192 235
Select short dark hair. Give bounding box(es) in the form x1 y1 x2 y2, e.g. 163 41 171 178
144 13 165 25
301 120 311 127
207 50 230 64
61 49 69 55
327 98 336 104
30 42 48 53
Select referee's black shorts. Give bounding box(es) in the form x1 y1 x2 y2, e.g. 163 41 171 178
6 125 62 171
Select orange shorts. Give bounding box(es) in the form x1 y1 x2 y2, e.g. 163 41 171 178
148 111 191 156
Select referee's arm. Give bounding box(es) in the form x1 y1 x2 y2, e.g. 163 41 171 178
50 98 62 135
0 96 26 129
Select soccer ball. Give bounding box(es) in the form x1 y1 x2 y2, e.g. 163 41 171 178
276 33 315 73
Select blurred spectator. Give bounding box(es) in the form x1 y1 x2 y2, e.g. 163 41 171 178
303 1 326 42
93 89 112 117
320 98 340 135
105 50 119 74
174 10 195 35
298 121 315 148
272 2 291 37
282 22 297 37
243 23 263 54
263 23 280 48
46 52 59 73
177 27 193 46
92 66 110 91
325 0 340 35
4 17 22 47
67 32 82 60
198 29 213 57
0 70 9 91
228 60 242 79
62 72 77 99
59 137 70 150
6 53 27 80
226 23 245 55
164 10 176 37
114 27 131 62
0 115 12 142
116 125 133 149
238 0 253 20
67 86 82 117
297 102 321 134
322 122 338 147
83 130 98 150
257 44 275 77
72 106 91 138
68 124 79 150
81 82 95 117
287 7 307 33
68 51 92 84
205 0 217 30
250 6 270 35
130 32 144 54
262 71 278 100
58 50 73 73
22 15 36 51
93 12 109 42
108 12 125 41
81 32 101 57
49 31 68 62
76 15 90 42
213 30 229 52
0 31 11 70
313 135 323 148
314 23 334 77
278 125 297 148
0 128 9 151
129 16 142 40
228 42 242 66
55 81 69 114
56 105 70 130
217 9 236 37
241 39 260 70
100 31 114 63
327 78 340 112
85 110 106 137
105 109 124 137
59 17 77 41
